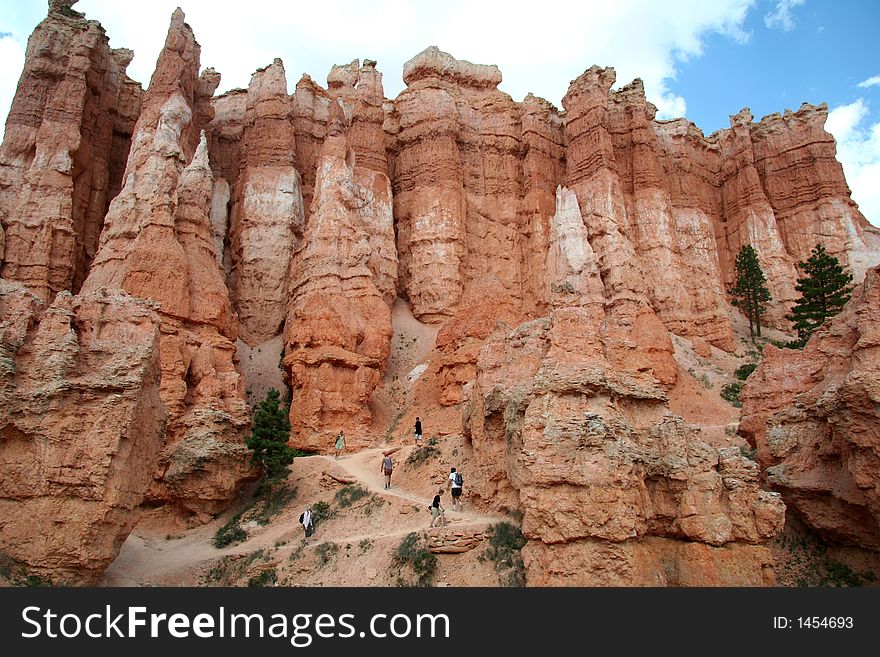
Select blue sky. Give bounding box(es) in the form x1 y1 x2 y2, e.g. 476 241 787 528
0 0 878 224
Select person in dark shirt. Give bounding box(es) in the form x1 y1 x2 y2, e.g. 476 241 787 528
429 488 446 527
414 417 423 443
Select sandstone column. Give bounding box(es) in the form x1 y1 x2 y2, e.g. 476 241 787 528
229 59 304 345
0 0 142 301
81 9 255 518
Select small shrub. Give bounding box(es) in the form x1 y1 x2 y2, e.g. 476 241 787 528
721 382 743 408
254 486 297 526
735 363 758 380
25 574 51 587
362 494 386 516
384 411 404 443
310 501 332 527
393 532 437 587
315 542 339 568
359 539 374 554
407 445 440 466
335 484 370 508
824 561 865 587
214 513 247 548
481 522 527 587
247 568 277 587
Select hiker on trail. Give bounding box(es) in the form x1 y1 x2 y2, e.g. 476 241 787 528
300 507 314 539
334 430 345 460
448 467 463 511
414 417 422 443
429 488 446 528
381 453 394 489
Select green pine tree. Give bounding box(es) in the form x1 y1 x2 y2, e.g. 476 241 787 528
786 243 853 348
729 244 772 343
246 388 295 492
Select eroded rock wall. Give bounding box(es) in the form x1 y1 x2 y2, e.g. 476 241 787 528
0 280 164 584
80 9 255 517
284 69 398 450
739 265 880 548
229 59 303 345
463 313 785 585
0 0 142 302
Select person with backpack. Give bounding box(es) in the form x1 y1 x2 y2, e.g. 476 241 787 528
380 453 394 489
429 488 446 527
414 417 422 443
299 507 314 539
448 467 463 511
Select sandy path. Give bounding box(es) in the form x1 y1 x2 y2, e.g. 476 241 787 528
322 449 506 526
101 447 504 586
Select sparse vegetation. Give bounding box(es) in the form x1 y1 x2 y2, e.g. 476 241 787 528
203 550 269 586
407 444 440 466
362 494 386 516
359 539 374 554
392 532 437 587
254 486 297 526
310 500 332 527
315 542 340 568
480 522 527 587
0 553 47 586
247 568 277 587
334 484 370 508
385 411 404 443
721 382 743 408
213 512 247 548
775 533 877 587
735 362 758 380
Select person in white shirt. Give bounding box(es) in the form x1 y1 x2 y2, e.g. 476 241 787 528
300 507 314 539
448 467 463 511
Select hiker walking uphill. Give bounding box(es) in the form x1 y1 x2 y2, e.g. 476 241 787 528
414 417 422 443
429 488 446 527
448 467 463 511
380 453 394 489
299 507 314 540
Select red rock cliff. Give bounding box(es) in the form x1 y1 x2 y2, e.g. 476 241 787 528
739 265 880 548
0 281 164 584
80 9 255 517
0 0 142 302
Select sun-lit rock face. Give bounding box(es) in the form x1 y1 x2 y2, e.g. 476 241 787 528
284 66 398 451
739 265 880 549
0 280 164 585
0 0 142 302
79 9 255 518
228 58 304 346
1 6 878 588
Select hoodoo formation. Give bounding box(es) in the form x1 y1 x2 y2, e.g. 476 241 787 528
0 1 878 586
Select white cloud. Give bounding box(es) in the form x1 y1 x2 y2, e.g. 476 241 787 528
0 0 757 139
857 74 880 89
827 100 880 226
764 0 806 32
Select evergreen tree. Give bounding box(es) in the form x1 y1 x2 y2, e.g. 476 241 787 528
246 388 295 490
786 243 853 347
729 244 772 342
